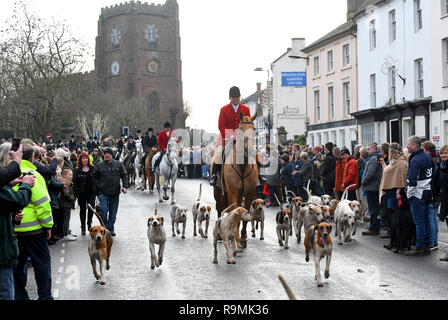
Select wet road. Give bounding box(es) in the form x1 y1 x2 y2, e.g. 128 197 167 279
23 178 448 300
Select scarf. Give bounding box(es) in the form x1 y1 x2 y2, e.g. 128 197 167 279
378 155 408 199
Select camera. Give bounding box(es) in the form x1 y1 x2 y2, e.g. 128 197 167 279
11 137 21 152
376 153 383 161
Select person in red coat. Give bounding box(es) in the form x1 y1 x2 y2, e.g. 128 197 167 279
210 86 251 186
341 149 358 201
153 122 176 172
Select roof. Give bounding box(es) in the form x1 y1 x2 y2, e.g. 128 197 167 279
242 89 265 105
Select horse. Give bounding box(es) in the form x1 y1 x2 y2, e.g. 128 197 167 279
142 147 158 193
152 138 179 204
214 112 258 249
134 140 144 190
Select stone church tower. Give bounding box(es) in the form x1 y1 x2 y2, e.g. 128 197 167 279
95 0 185 129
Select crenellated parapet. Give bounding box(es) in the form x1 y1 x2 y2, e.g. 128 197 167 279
100 0 177 18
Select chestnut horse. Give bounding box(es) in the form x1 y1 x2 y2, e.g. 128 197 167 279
215 112 258 249
142 147 158 193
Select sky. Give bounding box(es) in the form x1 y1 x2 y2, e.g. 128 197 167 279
0 0 347 134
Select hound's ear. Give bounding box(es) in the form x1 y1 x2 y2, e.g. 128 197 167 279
328 225 332 234
147 218 151 227
314 225 319 232
207 206 211 212
196 203 200 210
160 217 164 225
262 200 265 206
251 201 256 209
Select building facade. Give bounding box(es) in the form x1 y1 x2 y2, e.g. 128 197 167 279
271 38 308 143
353 0 445 147
303 20 358 150
95 0 185 129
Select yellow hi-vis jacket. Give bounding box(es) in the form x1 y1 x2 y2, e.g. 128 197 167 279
13 160 53 234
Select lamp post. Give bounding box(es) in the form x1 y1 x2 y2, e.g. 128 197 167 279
254 67 272 146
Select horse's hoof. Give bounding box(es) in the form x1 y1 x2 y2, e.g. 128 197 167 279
241 241 247 249
159 199 164 203
163 196 169 201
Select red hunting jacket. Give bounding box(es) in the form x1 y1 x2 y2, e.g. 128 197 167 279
217 103 251 146
342 157 358 191
157 130 175 152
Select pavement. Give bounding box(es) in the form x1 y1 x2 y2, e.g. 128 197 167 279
21 178 448 300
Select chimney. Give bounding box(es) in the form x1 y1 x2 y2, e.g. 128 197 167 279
291 38 305 54
347 0 363 21
256 83 262 92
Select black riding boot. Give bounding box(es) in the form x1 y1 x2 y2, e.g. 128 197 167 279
210 163 221 186
152 151 165 172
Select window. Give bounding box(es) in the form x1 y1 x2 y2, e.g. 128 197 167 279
389 10 396 42
331 131 337 144
314 90 321 121
343 82 351 116
443 0 448 16
415 59 424 99
444 38 448 85
343 44 350 66
414 0 423 32
388 66 396 104
339 129 346 147
361 123 376 145
314 56 320 77
327 50 334 72
310 134 315 147
328 86 335 119
370 20 376 50
370 74 376 107
324 132 329 144
317 133 322 146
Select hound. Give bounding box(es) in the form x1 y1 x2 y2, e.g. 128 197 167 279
87 204 113 285
294 203 324 244
213 203 252 264
304 222 333 287
321 205 332 221
276 207 292 249
147 204 166 269
249 198 266 240
192 183 212 238
305 181 323 205
334 185 357 245
170 203 188 239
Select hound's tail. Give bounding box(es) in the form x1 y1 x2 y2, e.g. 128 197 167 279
197 183 202 201
88 203 105 228
278 273 297 300
305 180 312 200
286 190 297 198
222 202 238 214
341 184 357 201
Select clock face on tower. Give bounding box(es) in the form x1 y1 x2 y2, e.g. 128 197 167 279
111 61 120 76
148 61 158 74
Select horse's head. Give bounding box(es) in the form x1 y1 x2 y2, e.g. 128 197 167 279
238 112 257 132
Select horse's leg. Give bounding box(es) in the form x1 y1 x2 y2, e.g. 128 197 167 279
170 176 176 205
161 174 169 201
156 173 163 202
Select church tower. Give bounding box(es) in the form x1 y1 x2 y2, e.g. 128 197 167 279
95 0 184 128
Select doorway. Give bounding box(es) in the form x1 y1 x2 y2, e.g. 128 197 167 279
390 120 400 144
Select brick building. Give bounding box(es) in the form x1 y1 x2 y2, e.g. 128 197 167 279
94 0 185 130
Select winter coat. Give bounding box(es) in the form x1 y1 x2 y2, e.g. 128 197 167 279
93 159 129 196
47 177 64 208
407 148 432 201
342 157 358 191
59 183 76 209
295 160 313 187
0 161 21 188
321 154 336 191
439 161 448 221
0 183 32 268
334 157 347 193
362 151 383 192
264 156 281 187
280 161 296 190
73 166 95 197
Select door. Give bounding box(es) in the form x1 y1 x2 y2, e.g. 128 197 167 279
390 120 400 144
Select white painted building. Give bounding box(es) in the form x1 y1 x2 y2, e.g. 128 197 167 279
270 38 308 142
353 0 448 147
429 0 448 148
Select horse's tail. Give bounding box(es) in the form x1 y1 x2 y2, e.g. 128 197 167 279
197 183 202 201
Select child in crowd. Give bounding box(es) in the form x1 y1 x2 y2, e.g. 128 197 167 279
59 169 77 241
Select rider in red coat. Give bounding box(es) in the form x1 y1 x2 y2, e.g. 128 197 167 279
210 86 252 186
153 122 176 172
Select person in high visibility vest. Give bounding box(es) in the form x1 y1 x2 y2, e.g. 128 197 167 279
12 144 54 300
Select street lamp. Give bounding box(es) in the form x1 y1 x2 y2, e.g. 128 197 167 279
254 67 272 146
